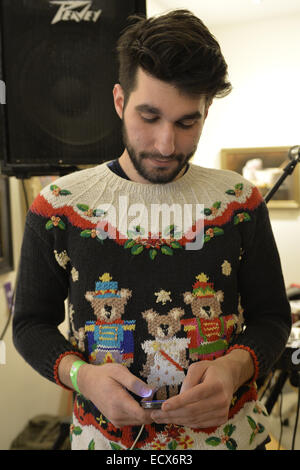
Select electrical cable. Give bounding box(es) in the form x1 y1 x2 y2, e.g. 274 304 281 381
0 287 15 341
278 391 284 450
259 370 275 401
129 425 144 450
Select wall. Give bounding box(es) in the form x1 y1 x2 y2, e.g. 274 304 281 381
194 14 300 286
0 178 71 450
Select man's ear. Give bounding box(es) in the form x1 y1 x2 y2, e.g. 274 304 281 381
113 84 125 119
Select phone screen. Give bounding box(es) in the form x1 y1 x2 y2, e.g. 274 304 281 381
141 400 165 409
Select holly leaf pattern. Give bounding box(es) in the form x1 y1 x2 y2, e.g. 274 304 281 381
226 189 236 195
72 426 82 436
161 245 173 256
110 442 123 450
168 440 178 450
149 249 158 260
223 424 236 437
206 436 222 446
80 229 93 238
226 438 237 450
247 416 257 430
88 439 95 450
77 204 89 212
131 244 144 255
45 220 54 230
58 220 66 230
124 239 136 249
170 241 182 249
213 227 224 236
59 189 71 195
257 423 265 433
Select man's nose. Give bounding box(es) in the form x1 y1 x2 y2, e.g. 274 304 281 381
154 123 176 157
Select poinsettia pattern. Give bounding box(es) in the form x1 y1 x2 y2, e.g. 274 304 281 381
124 225 183 259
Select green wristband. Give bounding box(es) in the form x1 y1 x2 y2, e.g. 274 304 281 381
70 360 86 394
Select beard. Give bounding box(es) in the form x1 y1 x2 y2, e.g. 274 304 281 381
121 122 196 184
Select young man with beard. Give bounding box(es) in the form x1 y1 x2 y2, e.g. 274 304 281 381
13 10 291 450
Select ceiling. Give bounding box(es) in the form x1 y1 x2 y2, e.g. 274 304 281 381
146 0 300 26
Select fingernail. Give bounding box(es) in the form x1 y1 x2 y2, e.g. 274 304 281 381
134 380 153 397
140 387 153 398
137 385 152 398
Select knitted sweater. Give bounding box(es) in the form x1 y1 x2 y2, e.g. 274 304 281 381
13 162 292 450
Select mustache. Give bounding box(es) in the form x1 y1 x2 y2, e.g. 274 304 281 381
139 152 183 161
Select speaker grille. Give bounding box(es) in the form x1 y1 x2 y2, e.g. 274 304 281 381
0 0 146 174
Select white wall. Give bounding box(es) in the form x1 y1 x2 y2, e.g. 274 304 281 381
195 15 300 286
0 179 71 450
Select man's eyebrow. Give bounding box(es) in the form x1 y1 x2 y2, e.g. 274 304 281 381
135 104 202 121
135 104 161 114
179 111 202 121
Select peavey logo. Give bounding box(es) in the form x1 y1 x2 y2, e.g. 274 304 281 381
50 1 102 25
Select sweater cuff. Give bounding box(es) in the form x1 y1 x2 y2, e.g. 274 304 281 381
226 345 259 384
54 351 86 391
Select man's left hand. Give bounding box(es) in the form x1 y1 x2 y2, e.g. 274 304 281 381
150 350 254 429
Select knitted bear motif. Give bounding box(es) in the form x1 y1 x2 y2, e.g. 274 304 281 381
140 307 190 400
84 274 135 367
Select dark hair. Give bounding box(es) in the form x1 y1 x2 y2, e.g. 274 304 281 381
116 9 232 103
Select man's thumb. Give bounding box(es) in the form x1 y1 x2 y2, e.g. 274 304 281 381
180 362 208 394
114 365 153 398
132 378 153 398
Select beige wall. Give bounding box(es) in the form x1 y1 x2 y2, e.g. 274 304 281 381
194 14 300 286
0 178 71 450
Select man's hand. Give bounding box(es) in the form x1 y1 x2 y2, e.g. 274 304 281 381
58 356 154 428
151 349 255 429
78 362 155 428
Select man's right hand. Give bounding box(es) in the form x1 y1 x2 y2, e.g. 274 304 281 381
59 356 154 428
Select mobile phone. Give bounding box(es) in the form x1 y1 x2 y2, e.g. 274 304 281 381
141 400 165 409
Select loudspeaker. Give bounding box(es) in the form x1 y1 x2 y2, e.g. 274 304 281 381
0 0 146 177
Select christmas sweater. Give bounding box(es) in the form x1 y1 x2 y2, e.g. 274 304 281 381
13 162 292 450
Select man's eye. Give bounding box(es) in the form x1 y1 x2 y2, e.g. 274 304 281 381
141 115 159 123
177 120 197 129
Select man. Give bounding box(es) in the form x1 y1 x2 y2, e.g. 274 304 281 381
13 10 291 450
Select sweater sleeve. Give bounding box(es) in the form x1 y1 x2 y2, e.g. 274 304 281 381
13 215 85 388
227 200 292 379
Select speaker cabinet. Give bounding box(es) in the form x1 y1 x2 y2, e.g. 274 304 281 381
0 0 146 177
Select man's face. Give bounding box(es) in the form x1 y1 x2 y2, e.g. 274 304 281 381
114 68 210 184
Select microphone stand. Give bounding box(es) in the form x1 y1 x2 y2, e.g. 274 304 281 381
264 146 300 204
260 145 300 449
